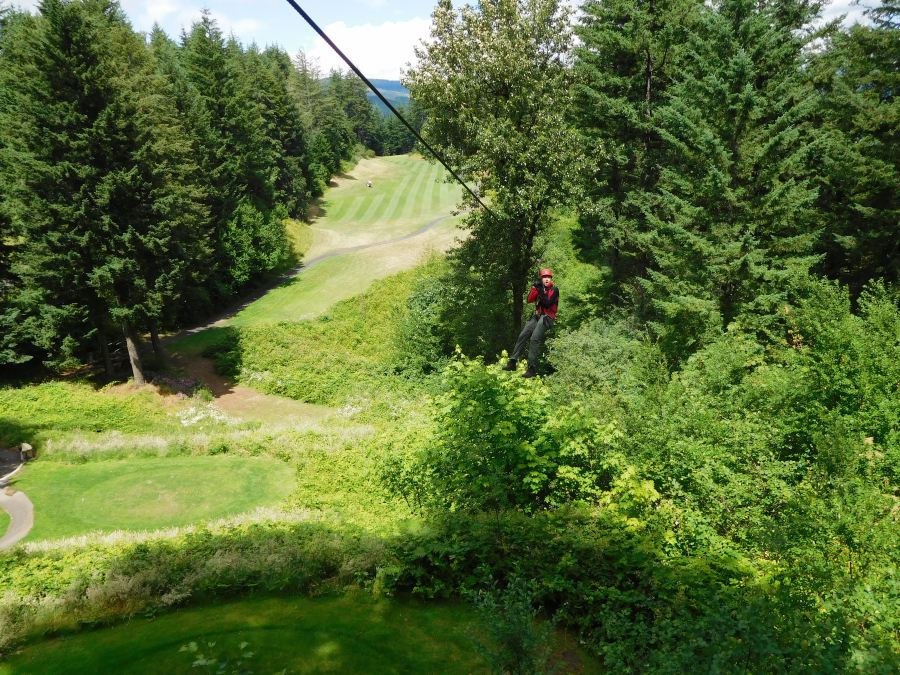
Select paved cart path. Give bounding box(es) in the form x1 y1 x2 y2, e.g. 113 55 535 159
0 462 33 549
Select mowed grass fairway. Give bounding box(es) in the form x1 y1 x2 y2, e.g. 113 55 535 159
308 154 461 254
0 595 491 675
15 457 295 542
230 154 463 324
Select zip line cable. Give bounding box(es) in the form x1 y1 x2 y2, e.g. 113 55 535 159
282 0 493 215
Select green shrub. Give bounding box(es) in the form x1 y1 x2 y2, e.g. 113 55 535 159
376 354 622 514
466 576 555 675
0 381 179 447
0 509 396 654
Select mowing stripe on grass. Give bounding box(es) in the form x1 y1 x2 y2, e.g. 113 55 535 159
422 162 440 217
378 163 417 223
358 190 387 224
400 160 432 221
333 194 364 224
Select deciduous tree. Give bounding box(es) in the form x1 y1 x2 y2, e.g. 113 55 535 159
405 0 585 334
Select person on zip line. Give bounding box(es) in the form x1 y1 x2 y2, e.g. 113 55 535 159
502 267 559 379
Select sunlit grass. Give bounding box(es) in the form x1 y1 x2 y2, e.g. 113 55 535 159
16 456 295 542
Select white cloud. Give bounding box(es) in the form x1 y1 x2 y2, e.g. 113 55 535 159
304 17 431 80
821 0 869 25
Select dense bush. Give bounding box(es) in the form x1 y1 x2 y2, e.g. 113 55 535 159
377 354 622 514
0 510 395 653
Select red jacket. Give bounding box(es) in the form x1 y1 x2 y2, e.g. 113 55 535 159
528 283 559 319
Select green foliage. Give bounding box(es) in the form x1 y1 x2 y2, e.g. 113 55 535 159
0 511 396 653
467 576 555 675
0 0 208 374
205 258 449 413
806 0 900 295
575 0 827 360
0 382 177 446
377 355 622 514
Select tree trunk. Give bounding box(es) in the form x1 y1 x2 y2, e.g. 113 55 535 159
512 278 525 334
97 328 115 377
122 321 146 386
149 319 167 369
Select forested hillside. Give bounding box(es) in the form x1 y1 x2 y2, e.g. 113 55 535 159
1 0 900 672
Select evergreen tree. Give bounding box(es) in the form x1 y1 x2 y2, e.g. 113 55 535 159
0 0 206 380
259 46 315 215
381 100 422 155
807 0 900 294
573 0 699 304
177 14 289 297
328 70 382 154
290 52 355 193
576 0 826 357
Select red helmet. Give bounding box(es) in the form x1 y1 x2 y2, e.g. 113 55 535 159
540 268 553 277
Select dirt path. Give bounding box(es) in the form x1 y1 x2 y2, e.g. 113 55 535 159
171 352 332 425
160 214 452 349
0 461 33 550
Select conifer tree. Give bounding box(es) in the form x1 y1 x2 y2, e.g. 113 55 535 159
807 0 900 293
576 0 826 357
329 71 382 153
176 14 289 296
0 0 206 380
290 52 355 193
260 46 315 214
574 0 699 302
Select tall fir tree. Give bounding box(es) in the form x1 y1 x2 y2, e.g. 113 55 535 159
807 0 900 294
574 0 699 304
259 46 315 215
176 14 289 297
576 0 826 357
0 0 207 380
328 70 383 154
290 52 355 194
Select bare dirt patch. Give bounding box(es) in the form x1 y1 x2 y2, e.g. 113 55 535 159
170 352 332 426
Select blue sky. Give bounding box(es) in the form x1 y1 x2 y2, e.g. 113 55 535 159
10 0 872 79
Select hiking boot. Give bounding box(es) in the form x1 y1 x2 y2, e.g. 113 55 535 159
522 364 537 378
501 358 517 372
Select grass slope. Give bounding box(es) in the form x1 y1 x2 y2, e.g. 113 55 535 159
0 595 489 675
226 154 463 325
0 382 180 448
0 509 9 541
16 456 295 542
230 217 460 324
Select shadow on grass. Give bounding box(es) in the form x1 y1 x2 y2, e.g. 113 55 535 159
0 417 46 454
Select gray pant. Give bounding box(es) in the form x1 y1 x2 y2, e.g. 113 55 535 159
512 314 554 365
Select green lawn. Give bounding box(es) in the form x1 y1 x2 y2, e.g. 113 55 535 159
310 154 460 251
227 154 463 325
230 215 461 324
0 595 491 675
0 508 9 540
15 456 295 542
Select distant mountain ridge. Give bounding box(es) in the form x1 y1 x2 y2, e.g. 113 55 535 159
365 80 409 117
